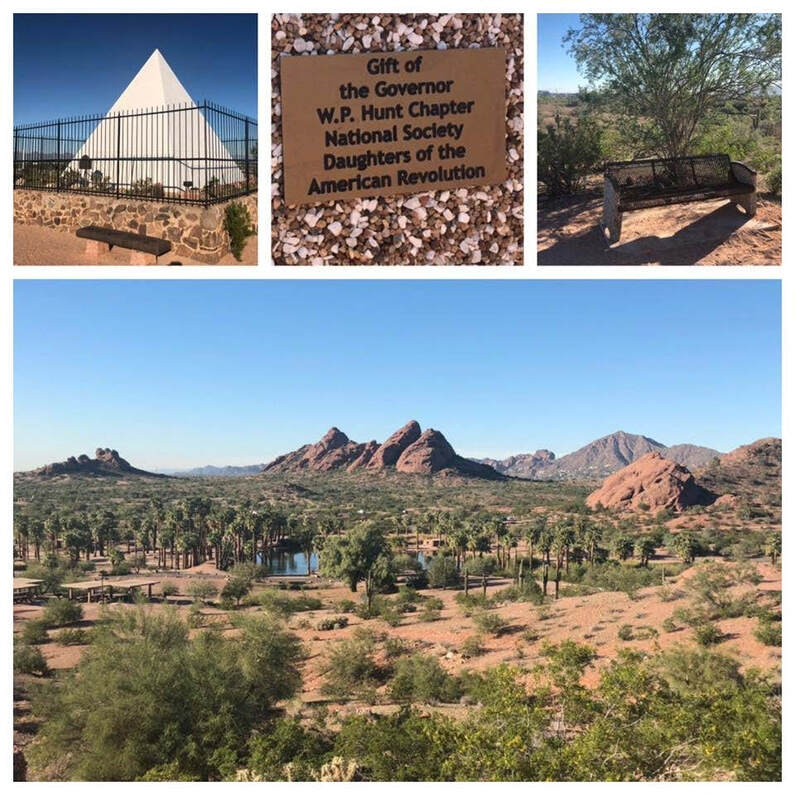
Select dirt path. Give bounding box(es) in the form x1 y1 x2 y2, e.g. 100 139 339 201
537 191 781 266
13 224 257 266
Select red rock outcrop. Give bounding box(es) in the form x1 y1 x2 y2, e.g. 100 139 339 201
29 448 164 479
367 420 422 469
347 440 380 471
263 422 502 479
585 452 714 512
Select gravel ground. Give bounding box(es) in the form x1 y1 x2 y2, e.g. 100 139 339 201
13 225 258 266
271 13 523 266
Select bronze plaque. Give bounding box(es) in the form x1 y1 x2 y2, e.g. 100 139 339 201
280 48 507 205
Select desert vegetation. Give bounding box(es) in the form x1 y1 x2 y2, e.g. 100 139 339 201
12 464 781 781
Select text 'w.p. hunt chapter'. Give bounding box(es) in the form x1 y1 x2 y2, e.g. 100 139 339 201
279 48 507 205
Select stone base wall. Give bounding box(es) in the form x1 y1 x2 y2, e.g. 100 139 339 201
13 190 258 263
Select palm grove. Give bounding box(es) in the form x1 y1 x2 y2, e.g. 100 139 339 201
13 474 781 781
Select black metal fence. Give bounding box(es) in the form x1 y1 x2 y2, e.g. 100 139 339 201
13 101 257 206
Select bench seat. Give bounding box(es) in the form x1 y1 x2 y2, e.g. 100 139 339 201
76 225 171 264
602 154 757 244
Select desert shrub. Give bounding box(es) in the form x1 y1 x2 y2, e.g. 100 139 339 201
754 617 781 647
221 575 251 607
317 616 349 631
389 654 461 704
187 602 206 629
334 599 357 613
247 717 330 782
473 612 508 636
617 624 634 641
21 619 50 645
322 631 381 698
766 162 782 197
255 589 322 616
493 579 544 605
427 556 460 589
694 621 724 647
662 617 678 633
224 201 254 261
460 635 485 658
14 644 49 676
187 581 218 604
454 592 490 612
54 627 90 646
160 581 178 598
42 599 83 627
418 604 442 622
521 628 540 643
538 113 602 196
30 608 302 780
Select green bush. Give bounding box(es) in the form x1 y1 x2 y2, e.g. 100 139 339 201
617 624 634 641
766 162 782 197
389 654 461 704
694 622 724 647
14 643 49 676
473 612 508 636
427 556 460 589
187 581 218 604
42 599 83 627
322 631 381 698
54 628 90 645
460 635 485 658
224 201 254 261
754 618 781 647
21 619 50 645
160 581 178 598
538 113 602 196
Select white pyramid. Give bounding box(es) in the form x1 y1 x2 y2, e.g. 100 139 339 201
68 49 244 193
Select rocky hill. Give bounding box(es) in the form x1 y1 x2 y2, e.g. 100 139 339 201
21 448 166 480
482 431 720 480
696 437 781 505
585 452 715 512
263 421 502 479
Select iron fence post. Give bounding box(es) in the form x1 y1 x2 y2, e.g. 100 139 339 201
56 120 61 192
245 118 250 194
203 101 209 207
116 113 121 199
13 128 18 188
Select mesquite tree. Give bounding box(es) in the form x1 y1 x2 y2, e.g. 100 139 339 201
565 14 781 161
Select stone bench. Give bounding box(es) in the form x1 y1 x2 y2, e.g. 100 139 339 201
76 225 172 265
602 154 757 244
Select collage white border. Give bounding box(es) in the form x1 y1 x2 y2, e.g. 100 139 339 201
2 1 790 789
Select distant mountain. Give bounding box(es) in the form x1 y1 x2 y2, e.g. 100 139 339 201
584 436 781 514
19 448 166 480
162 464 265 477
263 421 503 480
481 431 721 480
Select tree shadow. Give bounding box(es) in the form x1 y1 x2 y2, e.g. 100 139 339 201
538 200 754 266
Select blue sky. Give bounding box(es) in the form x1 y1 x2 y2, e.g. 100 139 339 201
13 14 257 124
538 14 584 93
13 280 781 471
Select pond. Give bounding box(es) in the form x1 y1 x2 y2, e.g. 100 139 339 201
257 549 430 576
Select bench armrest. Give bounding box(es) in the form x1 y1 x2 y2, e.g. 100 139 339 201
731 161 757 188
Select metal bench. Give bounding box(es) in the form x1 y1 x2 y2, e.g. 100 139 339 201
76 225 172 265
602 154 757 244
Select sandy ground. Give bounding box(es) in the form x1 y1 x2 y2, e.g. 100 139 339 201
13 224 257 266
13 554 781 706
537 191 781 266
